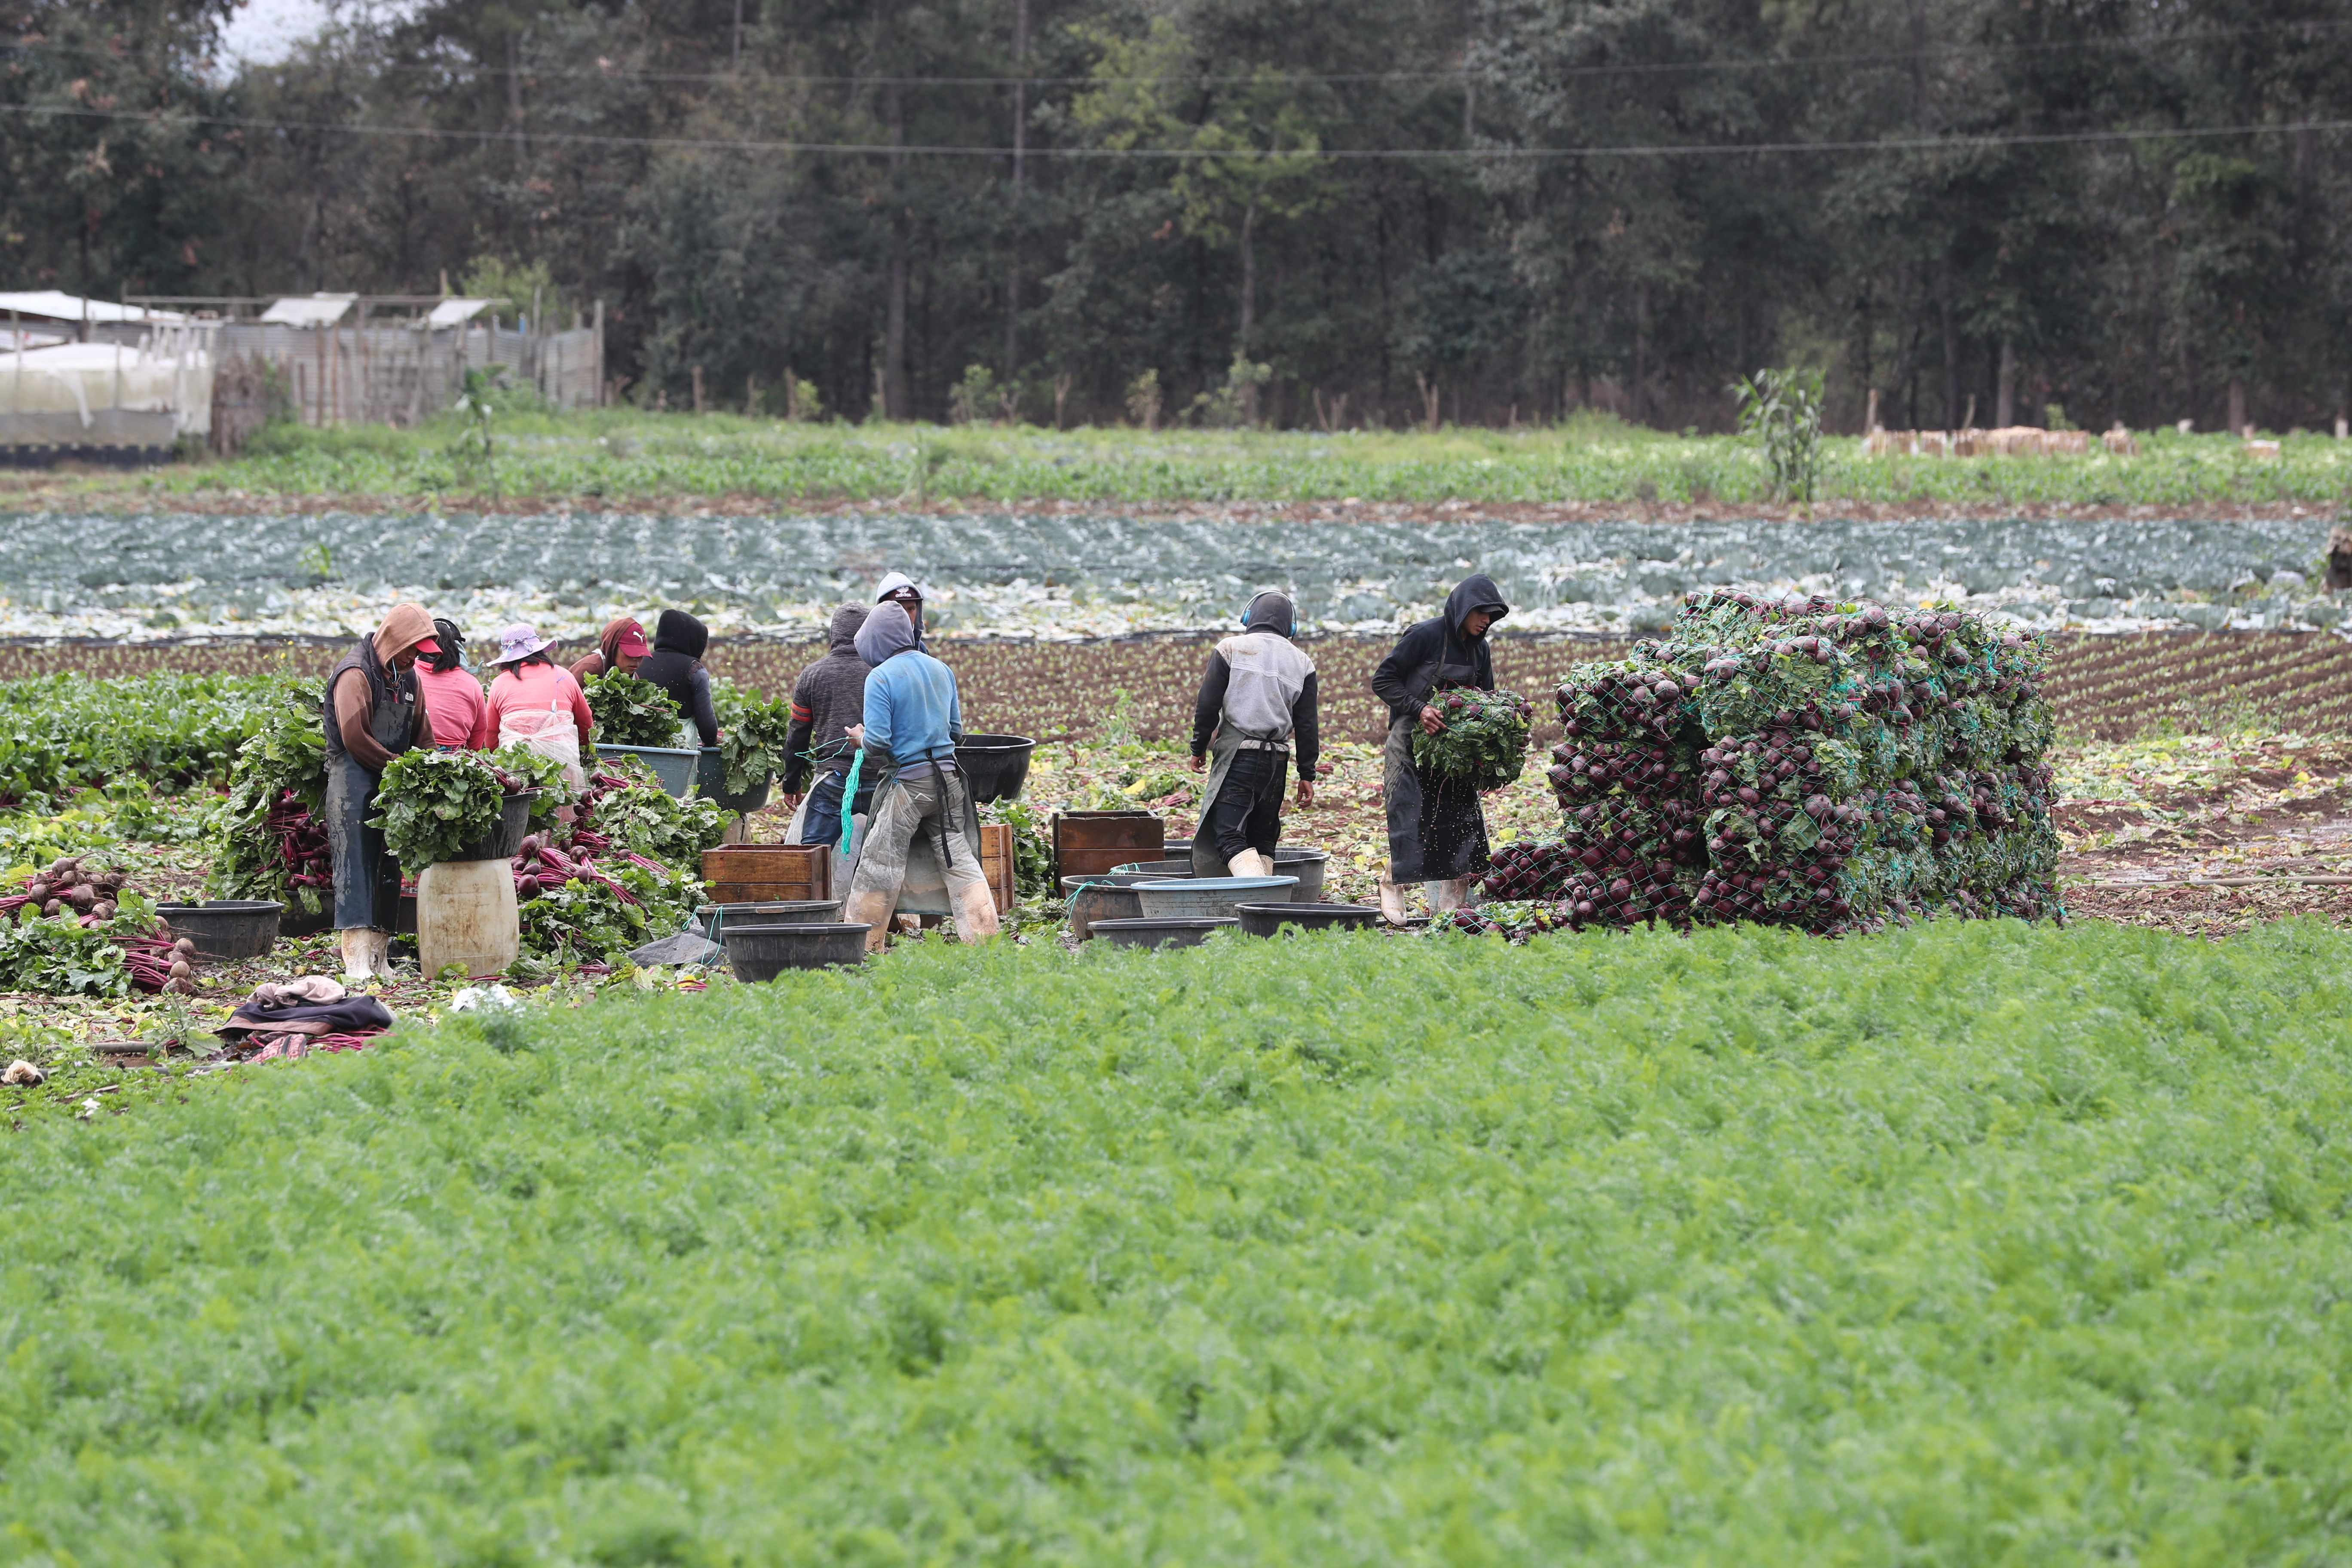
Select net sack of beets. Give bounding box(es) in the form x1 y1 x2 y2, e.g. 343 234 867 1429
1445 590 2061 939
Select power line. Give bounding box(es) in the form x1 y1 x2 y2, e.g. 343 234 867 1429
3 16 2349 90
4 98 2345 160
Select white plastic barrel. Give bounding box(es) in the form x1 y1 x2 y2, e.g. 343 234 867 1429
415 858 520 980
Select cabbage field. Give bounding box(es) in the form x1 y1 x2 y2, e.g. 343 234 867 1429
7 919 2352 1562
0 502 2340 644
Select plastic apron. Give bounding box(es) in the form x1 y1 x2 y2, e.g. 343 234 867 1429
499 698 586 803
1188 723 1286 878
842 750 983 917
1383 656 1489 883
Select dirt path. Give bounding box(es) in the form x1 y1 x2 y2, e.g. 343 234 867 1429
2055 735 2352 934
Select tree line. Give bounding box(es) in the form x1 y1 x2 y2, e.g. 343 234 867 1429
5 0 2349 434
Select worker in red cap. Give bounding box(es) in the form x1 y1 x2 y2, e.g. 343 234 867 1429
413 618 494 750
568 617 652 682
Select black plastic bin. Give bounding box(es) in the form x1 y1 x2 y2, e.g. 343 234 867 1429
155 900 283 961
954 734 1037 804
452 792 539 862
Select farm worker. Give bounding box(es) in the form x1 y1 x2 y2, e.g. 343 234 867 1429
839 601 999 953
1370 573 1510 924
874 571 928 647
485 623 597 804
1185 590 1320 878
568 617 651 682
638 609 722 747
323 601 432 982
414 618 494 750
781 604 875 843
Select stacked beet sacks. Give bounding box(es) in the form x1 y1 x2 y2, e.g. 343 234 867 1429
1478 648 1709 931
1473 590 2060 939
1677 591 2059 932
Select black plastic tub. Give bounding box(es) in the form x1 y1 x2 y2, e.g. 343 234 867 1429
1060 873 1159 939
155 900 283 961
1272 848 1329 902
695 749 772 816
1234 901 1383 938
722 922 871 980
693 900 844 942
1091 916 1237 949
954 734 1037 804
453 792 539 862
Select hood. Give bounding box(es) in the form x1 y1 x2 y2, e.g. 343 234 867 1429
827 604 870 653
1443 574 1509 639
874 570 926 604
652 609 709 660
373 602 435 663
854 602 919 668
1242 590 1295 637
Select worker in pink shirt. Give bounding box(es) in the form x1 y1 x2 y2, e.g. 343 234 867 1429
486 623 598 803
413 619 494 750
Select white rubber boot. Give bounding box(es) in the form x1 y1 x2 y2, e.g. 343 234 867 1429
950 879 1001 943
1429 878 1472 913
1227 848 1271 878
1377 872 1410 924
370 930 400 980
339 929 375 983
843 888 897 955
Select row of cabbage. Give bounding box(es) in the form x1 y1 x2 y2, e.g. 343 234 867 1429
2 508 2338 643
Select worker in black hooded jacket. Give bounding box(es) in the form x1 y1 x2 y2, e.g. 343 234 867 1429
1369 573 1509 923
637 609 721 747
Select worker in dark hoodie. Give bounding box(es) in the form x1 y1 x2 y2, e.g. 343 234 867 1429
1369 573 1510 924
781 604 873 844
1185 590 1319 878
839 602 998 953
636 609 721 748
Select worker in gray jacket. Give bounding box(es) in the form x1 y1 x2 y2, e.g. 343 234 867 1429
1185 591 1319 878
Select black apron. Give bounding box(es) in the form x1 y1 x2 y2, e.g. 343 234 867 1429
1383 657 1489 883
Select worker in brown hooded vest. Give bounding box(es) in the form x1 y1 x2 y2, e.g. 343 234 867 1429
323 602 434 980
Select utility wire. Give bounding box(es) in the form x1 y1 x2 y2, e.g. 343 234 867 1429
4 16 2350 89
3 99 2346 159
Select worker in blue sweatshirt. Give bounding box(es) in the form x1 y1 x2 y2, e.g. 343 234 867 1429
839 601 999 952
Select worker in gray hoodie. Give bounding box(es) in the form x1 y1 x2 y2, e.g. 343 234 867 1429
1186 590 1319 878
781 604 872 844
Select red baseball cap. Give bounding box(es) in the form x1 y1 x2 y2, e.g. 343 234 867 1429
615 626 651 657
411 636 442 655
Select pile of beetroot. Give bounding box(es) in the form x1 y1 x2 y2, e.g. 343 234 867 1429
1445 590 2061 940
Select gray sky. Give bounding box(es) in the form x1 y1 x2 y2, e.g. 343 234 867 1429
218 0 337 64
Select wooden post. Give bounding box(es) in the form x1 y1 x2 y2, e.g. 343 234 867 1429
593 299 604 406
313 322 325 426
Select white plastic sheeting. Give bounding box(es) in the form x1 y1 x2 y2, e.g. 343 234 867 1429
0 292 189 327
0 332 215 450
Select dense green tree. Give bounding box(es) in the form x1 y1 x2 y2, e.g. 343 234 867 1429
4 0 2347 430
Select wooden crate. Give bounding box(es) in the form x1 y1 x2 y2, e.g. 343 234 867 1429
1052 810 1164 881
980 823 1016 913
702 843 833 905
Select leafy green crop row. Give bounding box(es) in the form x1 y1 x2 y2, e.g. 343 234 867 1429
0 670 312 805
6 918 2351 1562
105 410 2352 505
